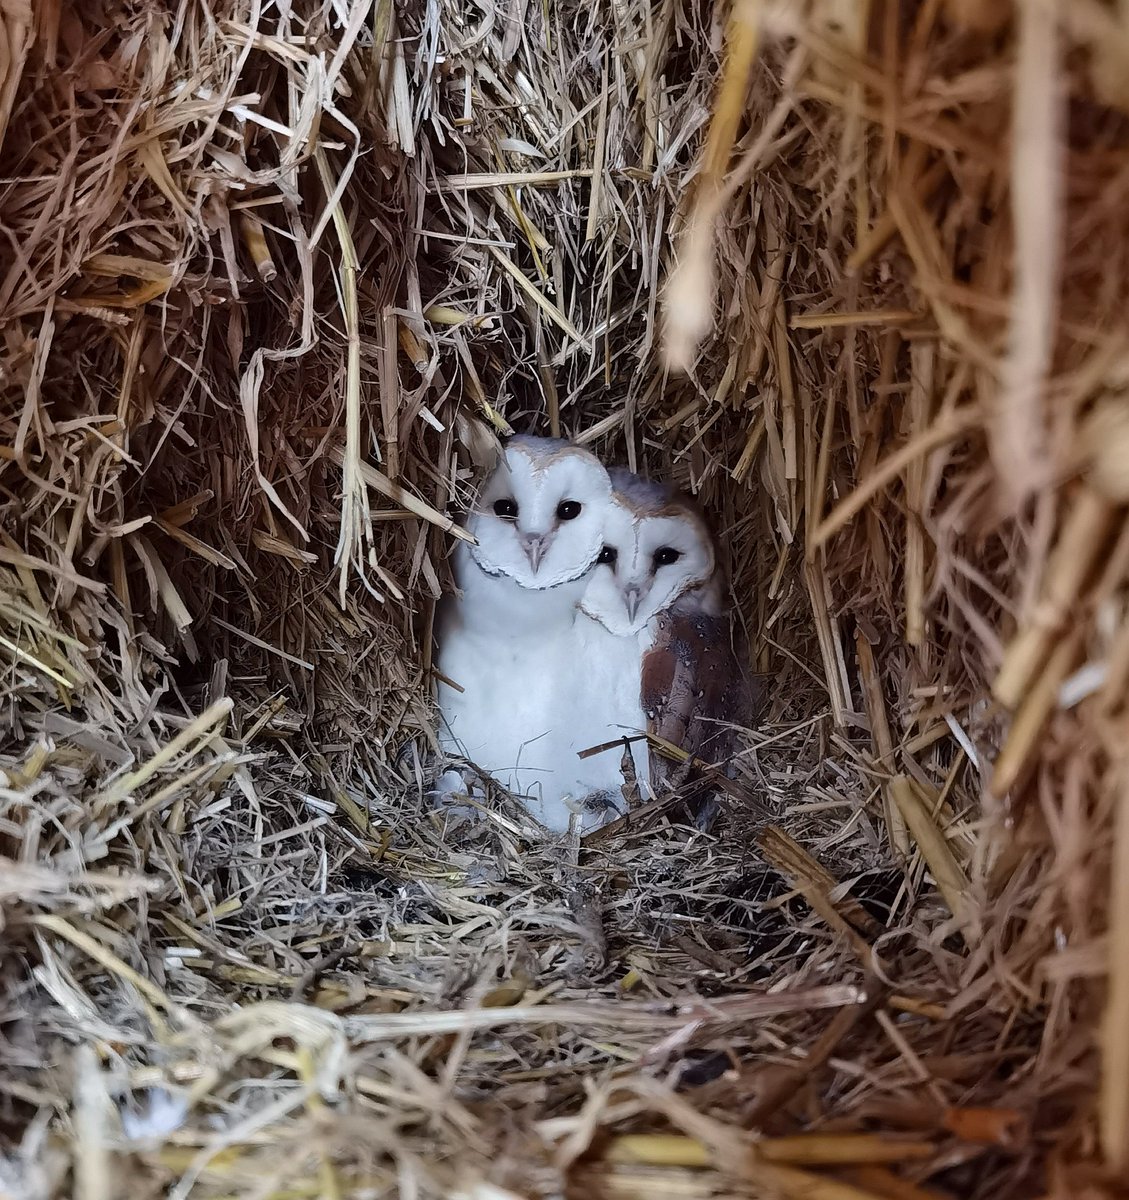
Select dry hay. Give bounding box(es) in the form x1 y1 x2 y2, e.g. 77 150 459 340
3 0 1129 1197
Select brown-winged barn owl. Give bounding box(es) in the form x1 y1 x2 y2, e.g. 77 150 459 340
569 468 754 817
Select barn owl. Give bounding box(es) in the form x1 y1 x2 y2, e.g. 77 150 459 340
435 435 615 833
572 468 754 814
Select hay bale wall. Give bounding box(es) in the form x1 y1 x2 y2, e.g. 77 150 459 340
2 1 1128 1197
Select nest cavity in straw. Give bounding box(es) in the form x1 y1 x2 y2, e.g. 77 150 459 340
3 1 1129 1198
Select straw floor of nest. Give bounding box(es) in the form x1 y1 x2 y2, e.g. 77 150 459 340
3 1 1129 1198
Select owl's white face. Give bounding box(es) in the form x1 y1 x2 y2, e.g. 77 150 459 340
466 438 612 589
581 494 716 635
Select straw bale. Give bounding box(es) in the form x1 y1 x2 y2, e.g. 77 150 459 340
3 1 1129 1198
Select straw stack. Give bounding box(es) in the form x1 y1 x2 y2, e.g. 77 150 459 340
2 1 1128 1197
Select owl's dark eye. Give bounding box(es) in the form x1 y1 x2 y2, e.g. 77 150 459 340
493 498 519 520
597 546 617 566
556 500 582 521
653 546 682 568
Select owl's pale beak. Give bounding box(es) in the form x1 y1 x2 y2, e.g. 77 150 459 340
623 584 642 623
522 533 548 573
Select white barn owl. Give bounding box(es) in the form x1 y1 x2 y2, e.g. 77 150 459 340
435 435 614 832
572 468 756 817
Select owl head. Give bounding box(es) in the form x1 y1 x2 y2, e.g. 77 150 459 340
467 435 612 589
581 468 719 634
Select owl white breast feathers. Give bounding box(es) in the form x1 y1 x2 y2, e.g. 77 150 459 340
435 435 614 832
575 468 754 806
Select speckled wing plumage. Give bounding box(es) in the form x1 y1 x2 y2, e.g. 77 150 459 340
640 599 760 791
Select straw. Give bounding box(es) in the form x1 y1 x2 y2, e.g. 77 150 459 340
2 2 1127 1197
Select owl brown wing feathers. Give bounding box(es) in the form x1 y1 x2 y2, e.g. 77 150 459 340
640 608 758 792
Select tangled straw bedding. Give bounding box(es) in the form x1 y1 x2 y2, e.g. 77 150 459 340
3 0 1129 1197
